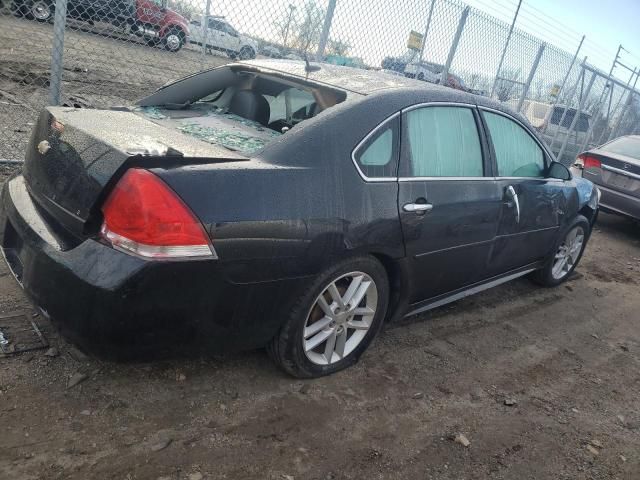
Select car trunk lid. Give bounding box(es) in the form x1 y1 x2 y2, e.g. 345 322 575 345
582 151 640 199
22 107 247 237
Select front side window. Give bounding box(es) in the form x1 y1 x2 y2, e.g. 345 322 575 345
402 106 484 177
483 111 545 177
353 116 399 179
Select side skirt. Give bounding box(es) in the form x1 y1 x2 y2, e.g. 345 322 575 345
404 263 542 318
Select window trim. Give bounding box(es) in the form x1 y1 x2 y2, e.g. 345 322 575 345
478 106 554 179
351 112 400 182
398 102 492 181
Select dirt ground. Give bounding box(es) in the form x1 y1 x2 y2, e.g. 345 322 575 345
0 162 639 480
1 13 640 480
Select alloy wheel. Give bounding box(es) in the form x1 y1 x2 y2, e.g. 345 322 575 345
552 226 585 280
303 272 378 366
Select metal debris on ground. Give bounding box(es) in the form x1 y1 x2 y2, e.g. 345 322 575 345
454 434 470 447
0 311 48 356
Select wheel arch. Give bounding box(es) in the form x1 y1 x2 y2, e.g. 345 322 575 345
369 252 410 323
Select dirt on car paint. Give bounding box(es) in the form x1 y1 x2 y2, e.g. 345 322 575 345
0 162 639 480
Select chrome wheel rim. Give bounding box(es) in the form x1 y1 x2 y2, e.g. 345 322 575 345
552 226 585 280
165 34 181 51
32 1 51 20
303 272 377 366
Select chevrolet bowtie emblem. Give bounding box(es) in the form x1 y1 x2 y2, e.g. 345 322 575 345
37 140 50 155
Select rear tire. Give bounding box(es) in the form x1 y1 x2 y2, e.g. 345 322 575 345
530 214 590 287
267 256 389 378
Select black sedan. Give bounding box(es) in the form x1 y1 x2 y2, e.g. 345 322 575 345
0 60 599 377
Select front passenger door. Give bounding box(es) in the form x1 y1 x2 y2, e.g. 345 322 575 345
481 109 566 275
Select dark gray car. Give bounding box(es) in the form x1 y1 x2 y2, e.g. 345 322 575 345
572 135 640 220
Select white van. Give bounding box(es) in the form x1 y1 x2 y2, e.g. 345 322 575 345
515 100 592 156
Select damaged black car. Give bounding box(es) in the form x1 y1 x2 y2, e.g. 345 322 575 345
0 60 599 377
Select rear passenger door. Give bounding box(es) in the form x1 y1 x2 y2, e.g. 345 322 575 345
480 109 565 275
397 104 503 304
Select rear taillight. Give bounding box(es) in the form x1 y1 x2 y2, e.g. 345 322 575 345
100 168 215 259
575 154 601 170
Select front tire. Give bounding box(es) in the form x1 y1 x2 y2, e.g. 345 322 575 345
163 29 184 52
530 215 590 287
239 46 255 60
30 0 52 21
268 256 389 378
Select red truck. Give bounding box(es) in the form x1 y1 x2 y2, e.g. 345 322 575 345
12 0 190 52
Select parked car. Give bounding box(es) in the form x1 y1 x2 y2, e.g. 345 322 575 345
571 135 639 220
188 16 256 60
261 45 282 59
381 50 418 73
0 60 599 378
516 100 592 156
404 61 441 82
12 0 190 52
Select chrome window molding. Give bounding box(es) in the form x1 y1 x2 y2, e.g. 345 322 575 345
399 176 494 182
401 101 476 113
351 111 400 183
602 164 640 181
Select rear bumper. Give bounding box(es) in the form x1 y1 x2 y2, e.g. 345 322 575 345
0 174 297 356
597 184 640 220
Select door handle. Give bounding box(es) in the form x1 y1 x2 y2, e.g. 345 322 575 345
505 185 520 224
403 202 433 213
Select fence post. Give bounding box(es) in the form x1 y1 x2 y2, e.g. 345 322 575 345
316 0 337 61
490 0 522 98
607 70 639 141
439 6 469 85
541 35 584 135
576 45 622 153
48 0 68 106
549 58 587 150
557 70 596 162
598 67 637 144
516 42 545 112
201 0 212 64
419 0 437 62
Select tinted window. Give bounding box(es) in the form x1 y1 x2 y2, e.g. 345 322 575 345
209 20 224 30
402 106 483 177
551 107 590 132
354 117 399 178
484 111 545 177
604 136 640 160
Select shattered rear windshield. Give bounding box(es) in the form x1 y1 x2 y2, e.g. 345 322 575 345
134 68 348 155
135 104 281 155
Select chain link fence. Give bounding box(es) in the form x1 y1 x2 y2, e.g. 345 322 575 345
1 0 638 162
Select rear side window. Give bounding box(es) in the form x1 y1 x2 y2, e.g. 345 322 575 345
483 111 545 177
401 106 484 177
353 116 399 179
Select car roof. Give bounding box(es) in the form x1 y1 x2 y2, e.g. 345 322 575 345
241 59 436 96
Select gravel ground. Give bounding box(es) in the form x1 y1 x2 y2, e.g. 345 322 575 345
0 161 639 480
1 14 640 480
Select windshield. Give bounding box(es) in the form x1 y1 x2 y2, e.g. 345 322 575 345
603 136 640 160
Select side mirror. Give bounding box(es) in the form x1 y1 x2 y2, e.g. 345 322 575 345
548 161 571 181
